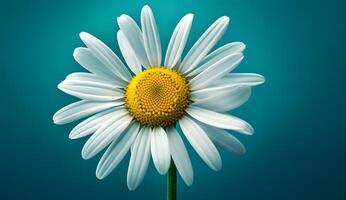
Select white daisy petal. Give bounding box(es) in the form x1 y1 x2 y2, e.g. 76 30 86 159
53 100 122 125
69 107 119 139
189 53 244 91
117 14 150 67
64 73 123 97
58 77 124 101
191 84 246 101
96 121 140 179
199 123 246 154
65 72 122 87
141 5 162 66
212 73 266 87
187 42 245 77
178 16 230 74
166 127 193 186
192 73 263 95
151 127 171 175
81 110 132 159
179 116 222 171
127 126 151 191
117 30 142 74
73 47 125 86
64 74 120 91
79 32 131 82
186 105 254 135
192 86 251 112
165 14 193 68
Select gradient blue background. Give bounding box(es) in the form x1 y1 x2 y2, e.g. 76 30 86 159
1 0 345 199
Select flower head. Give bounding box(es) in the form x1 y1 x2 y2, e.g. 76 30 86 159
53 5 264 190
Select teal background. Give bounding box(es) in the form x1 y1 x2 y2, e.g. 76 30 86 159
1 0 345 199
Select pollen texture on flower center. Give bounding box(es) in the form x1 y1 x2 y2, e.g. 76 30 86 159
125 67 190 127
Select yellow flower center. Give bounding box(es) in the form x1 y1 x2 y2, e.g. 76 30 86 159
125 67 189 127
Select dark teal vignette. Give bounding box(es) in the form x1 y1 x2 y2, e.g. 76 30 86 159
1 0 345 199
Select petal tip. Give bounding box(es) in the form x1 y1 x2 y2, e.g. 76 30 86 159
184 171 194 186
52 112 60 124
239 42 246 50
185 13 194 20
218 16 230 25
212 162 222 172
79 32 88 39
243 126 254 135
157 167 169 175
142 5 151 11
117 14 129 26
81 149 91 160
116 15 123 21
57 82 63 90
222 16 230 21
95 171 105 180
117 14 128 20
260 75 266 84
186 179 193 186
127 182 137 191
72 48 80 58
68 132 77 140
141 5 153 18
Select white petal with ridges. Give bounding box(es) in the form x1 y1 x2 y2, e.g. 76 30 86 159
191 86 251 112
81 110 132 159
53 100 123 124
179 116 222 171
189 53 243 91
212 73 266 87
69 107 119 139
127 126 151 190
151 127 170 175
96 121 140 179
65 72 121 87
166 127 193 186
187 42 245 77
73 48 125 86
141 5 161 66
165 14 193 68
186 105 254 135
199 123 246 154
178 16 230 74
58 78 124 101
117 14 150 67
117 30 142 74
79 32 131 81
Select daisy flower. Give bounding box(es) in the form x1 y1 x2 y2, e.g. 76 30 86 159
53 5 264 192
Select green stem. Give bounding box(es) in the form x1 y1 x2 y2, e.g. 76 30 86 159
167 160 177 200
